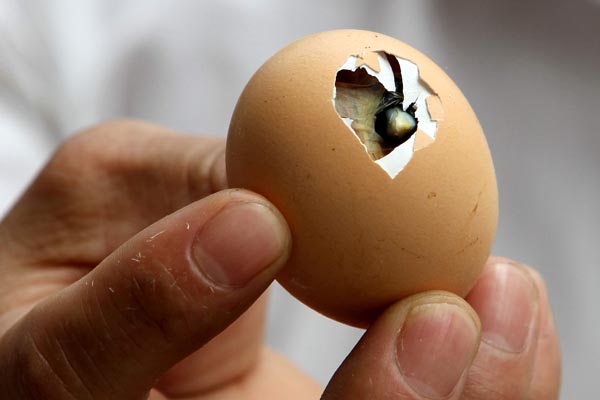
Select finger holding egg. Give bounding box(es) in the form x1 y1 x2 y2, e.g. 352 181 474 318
227 30 498 327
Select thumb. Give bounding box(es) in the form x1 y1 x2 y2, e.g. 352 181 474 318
323 292 481 400
0 189 290 400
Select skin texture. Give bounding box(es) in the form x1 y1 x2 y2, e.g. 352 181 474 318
0 121 561 399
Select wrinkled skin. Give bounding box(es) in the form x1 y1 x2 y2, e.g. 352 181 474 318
0 121 560 399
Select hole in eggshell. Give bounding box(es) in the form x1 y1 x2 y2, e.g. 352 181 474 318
333 51 438 179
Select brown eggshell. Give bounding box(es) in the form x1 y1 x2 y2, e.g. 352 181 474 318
226 30 498 327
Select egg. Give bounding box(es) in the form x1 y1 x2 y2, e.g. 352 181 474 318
226 30 498 327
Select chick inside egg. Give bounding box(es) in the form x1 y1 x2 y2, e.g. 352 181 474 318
226 30 498 327
334 51 438 178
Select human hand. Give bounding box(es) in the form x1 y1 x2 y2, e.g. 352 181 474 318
323 257 562 399
0 121 560 399
0 121 320 399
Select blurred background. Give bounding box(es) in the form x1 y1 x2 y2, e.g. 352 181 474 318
1 0 598 397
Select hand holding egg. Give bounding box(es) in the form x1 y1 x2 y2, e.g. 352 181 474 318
227 30 498 327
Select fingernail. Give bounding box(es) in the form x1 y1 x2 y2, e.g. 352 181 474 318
468 263 537 353
192 202 288 286
396 303 479 399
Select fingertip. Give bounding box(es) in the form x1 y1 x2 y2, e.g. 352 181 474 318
467 261 540 354
393 294 480 399
324 292 481 400
462 258 547 399
192 197 290 287
217 189 292 265
521 264 549 306
209 144 228 193
386 291 481 332
520 264 562 399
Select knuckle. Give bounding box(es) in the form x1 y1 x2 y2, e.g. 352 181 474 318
47 119 183 197
16 303 134 399
32 118 168 213
7 329 84 400
50 119 149 172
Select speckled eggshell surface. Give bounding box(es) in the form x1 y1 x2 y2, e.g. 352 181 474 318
226 30 498 327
